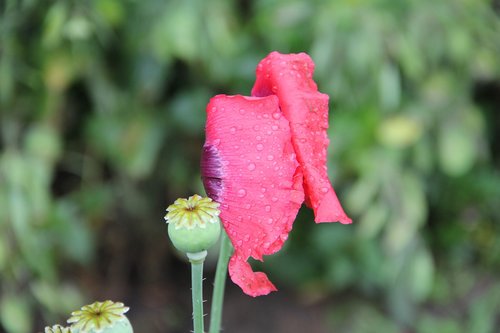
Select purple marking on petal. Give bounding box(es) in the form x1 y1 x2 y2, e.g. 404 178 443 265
201 144 224 202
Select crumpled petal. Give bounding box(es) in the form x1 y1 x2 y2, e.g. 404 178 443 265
252 51 351 224
202 94 304 296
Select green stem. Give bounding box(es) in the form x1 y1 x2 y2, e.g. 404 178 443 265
187 251 207 333
209 231 233 333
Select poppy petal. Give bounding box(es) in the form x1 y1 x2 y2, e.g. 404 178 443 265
251 52 351 224
201 94 304 296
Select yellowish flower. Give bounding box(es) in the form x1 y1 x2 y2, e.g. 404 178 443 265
165 194 220 230
67 301 129 332
45 325 72 333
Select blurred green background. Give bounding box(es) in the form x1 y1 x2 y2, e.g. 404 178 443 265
1 0 499 332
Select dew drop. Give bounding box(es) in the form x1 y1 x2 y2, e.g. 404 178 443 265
253 125 260 131
271 125 279 130
239 108 245 114
256 144 264 151
271 197 278 202
265 205 271 212
237 189 247 197
267 218 273 224
267 155 274 161
213 139 221 146
230 127 237 134
321 187 329 193
244 203 251 209
272 112 281 120
247 163 256 171
256 135 262 141
261 187 266 193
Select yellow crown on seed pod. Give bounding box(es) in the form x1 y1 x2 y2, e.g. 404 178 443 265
67 300 133 333
45 325 72 333
165 194 221 253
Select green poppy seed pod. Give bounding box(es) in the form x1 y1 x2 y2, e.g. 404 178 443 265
67 301 133 333
165 195 221 254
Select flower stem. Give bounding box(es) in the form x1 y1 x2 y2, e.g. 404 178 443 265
187 251 208 333
209 230 233 333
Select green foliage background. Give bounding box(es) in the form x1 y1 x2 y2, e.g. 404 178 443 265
1 0 499 332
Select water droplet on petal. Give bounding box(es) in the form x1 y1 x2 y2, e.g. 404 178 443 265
265 205 271 212
253 125 260 131
272 112 281 120
267 218 273 224
230 127 237 134
239 109 245 114
272 125 279 130
321 187 329 193
237 189 247 197
256 144 264 151
256 135 262 141
213 139 221 146
244 203 251 209
271 197 278 202
267 155 274 161
247 163 256 171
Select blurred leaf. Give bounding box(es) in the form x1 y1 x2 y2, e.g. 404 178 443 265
0 295 31 333
52 200 94 265
64 15 93 41
345 175 379 215
0 52 14 104
358 201 389 239
408 246 434 301
31 281 84 315
94 0 125 27
151 0 201 61
377 115 423 148
418 314 462 333
25 124 62 162
378 62 401 111
42 3 68 48
466 284 500 333
87 111 165 178
438 120 476 177
329 299 400 333
169 88 211 134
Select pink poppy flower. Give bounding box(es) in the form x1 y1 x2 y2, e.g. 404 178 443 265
201 52 351 297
